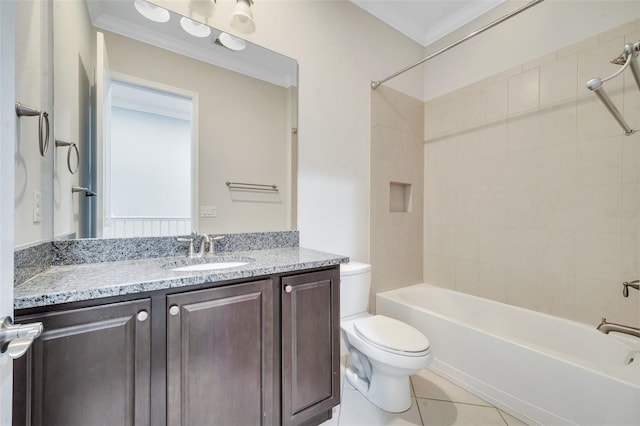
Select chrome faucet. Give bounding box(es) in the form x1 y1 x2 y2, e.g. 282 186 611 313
177 232 225 258
197 234 211 257
597 318 640 339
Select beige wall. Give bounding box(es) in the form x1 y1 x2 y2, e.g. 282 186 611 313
102 30 291 234
423 0 640 100
52 0 92 239
14 0 53 248
424 19 640 327
14 0 424 259
370 86 424 312
154 0 425 263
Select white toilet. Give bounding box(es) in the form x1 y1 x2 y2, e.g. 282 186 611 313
340 262 432 413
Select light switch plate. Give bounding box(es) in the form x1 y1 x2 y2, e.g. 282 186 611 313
200 206 217 217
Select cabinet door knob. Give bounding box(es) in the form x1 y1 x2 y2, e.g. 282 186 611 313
137 310 149 322
284 285 293 293
169 305 180 316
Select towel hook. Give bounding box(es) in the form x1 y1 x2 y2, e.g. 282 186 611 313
71 186 97 197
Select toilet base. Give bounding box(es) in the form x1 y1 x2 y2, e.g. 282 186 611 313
345 366 412 413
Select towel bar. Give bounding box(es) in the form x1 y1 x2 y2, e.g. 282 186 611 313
226 181 278 192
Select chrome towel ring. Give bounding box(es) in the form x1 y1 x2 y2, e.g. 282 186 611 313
55 139 80 174
15 102 50 157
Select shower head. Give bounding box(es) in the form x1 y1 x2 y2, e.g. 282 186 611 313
611 42 640 65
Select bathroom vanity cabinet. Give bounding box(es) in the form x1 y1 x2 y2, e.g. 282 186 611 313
281 270 341 426
12 299 152 425
166 278 274 426
12 266 340 426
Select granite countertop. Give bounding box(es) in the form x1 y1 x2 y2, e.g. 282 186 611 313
15 247 349 310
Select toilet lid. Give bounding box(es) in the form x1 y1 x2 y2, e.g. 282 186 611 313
353 315 430 355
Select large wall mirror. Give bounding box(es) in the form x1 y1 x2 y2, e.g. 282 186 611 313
53 0 298 240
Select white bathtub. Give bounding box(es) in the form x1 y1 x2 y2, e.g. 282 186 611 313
377 284 640 425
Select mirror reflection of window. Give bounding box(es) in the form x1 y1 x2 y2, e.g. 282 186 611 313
105 80 194 238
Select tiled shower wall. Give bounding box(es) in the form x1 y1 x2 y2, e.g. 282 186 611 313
370 86 425 312
424 19 640 327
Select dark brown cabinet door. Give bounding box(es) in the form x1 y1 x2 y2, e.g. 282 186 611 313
13 299 152 426
166 279 274 426
281 269 340 426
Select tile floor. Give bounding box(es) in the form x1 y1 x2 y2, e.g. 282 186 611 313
321 357 528 426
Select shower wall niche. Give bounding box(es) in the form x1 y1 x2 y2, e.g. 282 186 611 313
370 86 425 312
390 182 412 213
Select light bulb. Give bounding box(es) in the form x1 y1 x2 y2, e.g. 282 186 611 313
180 17 212 38
134 0 170 23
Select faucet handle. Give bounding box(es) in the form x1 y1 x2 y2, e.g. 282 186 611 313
176 236 196 258
205 235 225 256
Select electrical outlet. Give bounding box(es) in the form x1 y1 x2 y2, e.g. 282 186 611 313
33 192 42 223
200 206 217 218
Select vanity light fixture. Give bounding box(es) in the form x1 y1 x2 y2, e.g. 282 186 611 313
180 16 212 38
134 0 170 23
133 0 255 39
216 32 247 51
229 0 255 34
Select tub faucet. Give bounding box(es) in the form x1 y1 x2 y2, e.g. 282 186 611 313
597 318 640 339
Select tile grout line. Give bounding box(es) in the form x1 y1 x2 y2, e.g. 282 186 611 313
414 395 495 409
336 356 347 426
496 407 511 426
410 377 426 426
334 395 342 425
414 395 513 426
335 370 342 426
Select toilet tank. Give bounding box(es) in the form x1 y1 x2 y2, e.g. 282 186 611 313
340 262 372 318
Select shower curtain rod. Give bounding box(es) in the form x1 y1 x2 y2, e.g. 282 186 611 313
371 0 545 90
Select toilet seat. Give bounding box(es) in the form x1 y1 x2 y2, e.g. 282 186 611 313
353 315 430 357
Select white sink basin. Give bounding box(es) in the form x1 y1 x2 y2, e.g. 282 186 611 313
163 256 254 272
170 261 249 272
